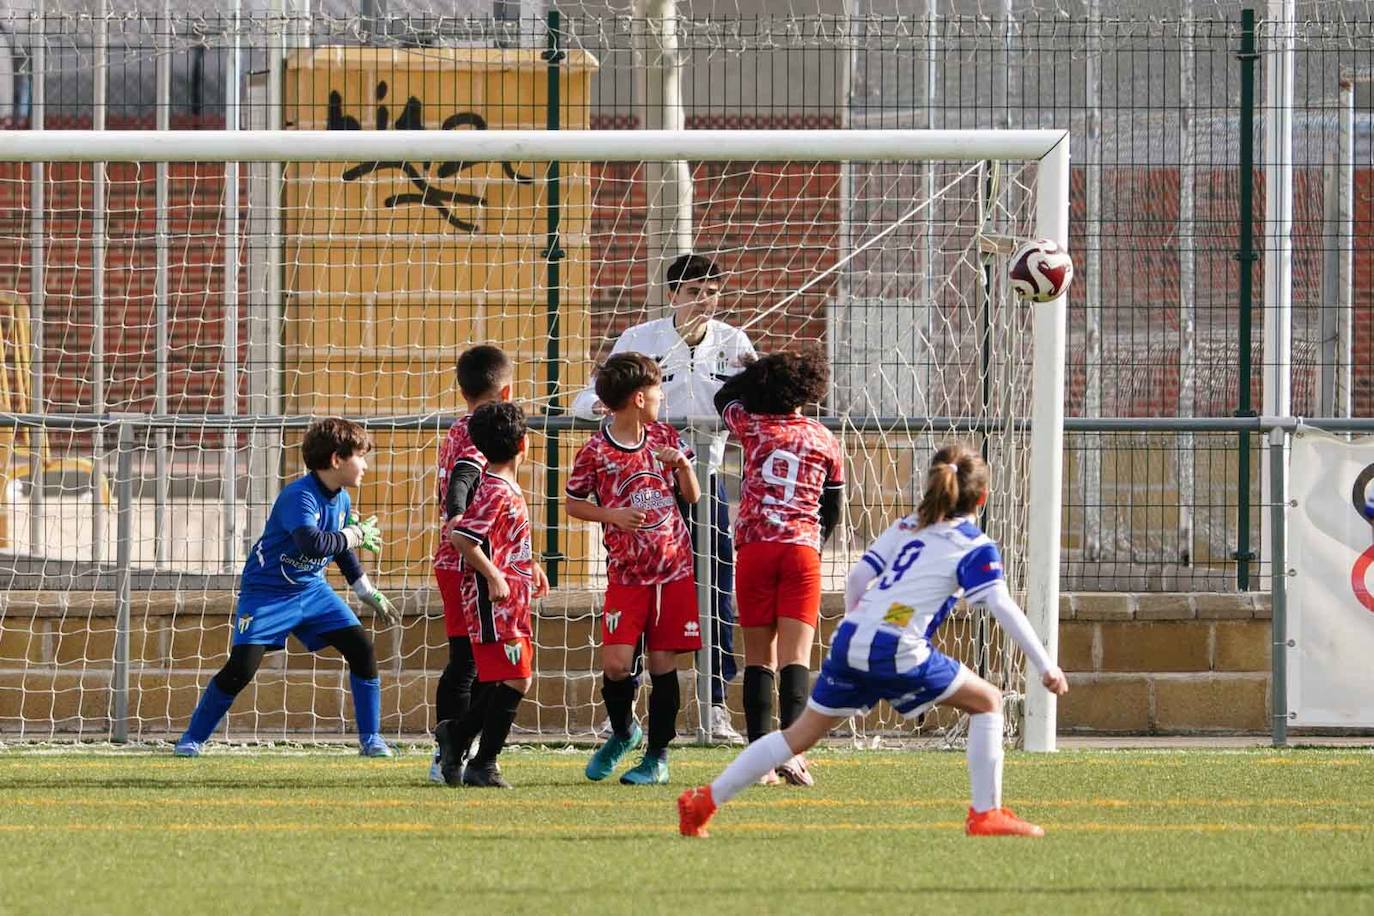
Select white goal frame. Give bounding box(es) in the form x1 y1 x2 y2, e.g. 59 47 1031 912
0 128 1069 751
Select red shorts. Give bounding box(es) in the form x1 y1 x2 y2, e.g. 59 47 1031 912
435 567 469 639
735 541 822 629
472 636 534 682
602 577 702 653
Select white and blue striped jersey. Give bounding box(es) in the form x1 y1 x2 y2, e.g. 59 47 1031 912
849 514 1004 640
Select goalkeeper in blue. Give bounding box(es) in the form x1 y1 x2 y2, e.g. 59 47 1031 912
679 442 1070 838
174 418 401 758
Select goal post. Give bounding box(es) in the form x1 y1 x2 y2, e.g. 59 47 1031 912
0 128 1068 749
1026 137 1069 753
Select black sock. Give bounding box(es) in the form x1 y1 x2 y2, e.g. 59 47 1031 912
779 664 810 730
472 683 524 767
602 675 636 741
447 683 491 760
647 671 681 756
743 666 776 743
435 637 476 730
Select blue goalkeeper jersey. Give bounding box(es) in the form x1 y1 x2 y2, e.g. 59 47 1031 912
241 472 352 594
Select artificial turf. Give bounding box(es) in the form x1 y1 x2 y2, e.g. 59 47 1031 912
1 746 1370 915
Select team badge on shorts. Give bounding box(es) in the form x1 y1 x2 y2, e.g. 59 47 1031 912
605 610 622 633
504 641 523 666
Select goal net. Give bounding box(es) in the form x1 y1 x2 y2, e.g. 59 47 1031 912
0 117 1066 748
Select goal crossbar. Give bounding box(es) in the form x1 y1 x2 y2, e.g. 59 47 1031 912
0 129 1069 164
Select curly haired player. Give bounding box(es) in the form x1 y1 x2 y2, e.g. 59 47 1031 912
711 349 845 786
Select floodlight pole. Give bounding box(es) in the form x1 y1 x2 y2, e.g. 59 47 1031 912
154 0 172 568
27 0 46 556
1261 0 1295 576
91 0 108 566
634 0 693 312
223 0 243 571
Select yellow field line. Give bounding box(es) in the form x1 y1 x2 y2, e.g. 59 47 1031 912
2 754 1369 772
0 820 1367 835
0 795 1368 811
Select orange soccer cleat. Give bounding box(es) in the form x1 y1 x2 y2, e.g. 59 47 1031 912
677 785 718 838
965 806 1046 837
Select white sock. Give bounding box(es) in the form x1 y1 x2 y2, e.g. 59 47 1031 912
967 711 1004 813
710 731 793 804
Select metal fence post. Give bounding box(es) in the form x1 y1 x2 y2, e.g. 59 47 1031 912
541 8 567 587
111 421 133 743
1269 423 1288 748
691 423 716 746
1234 8 1259 590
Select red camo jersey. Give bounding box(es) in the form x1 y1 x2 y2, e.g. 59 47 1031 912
454 473 533 643
433 415 487 572
723 401 845 551
565 421 696 585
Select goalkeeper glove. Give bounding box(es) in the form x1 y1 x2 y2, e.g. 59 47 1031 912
353 576 400 627
343 513 383 554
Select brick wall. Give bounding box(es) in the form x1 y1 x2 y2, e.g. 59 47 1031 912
1058 592 1273 733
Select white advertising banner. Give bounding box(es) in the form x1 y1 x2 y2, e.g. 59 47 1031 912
1287 427 1374 727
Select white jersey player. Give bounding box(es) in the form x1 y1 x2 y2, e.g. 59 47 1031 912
569 261 755 472
679 443 1070 839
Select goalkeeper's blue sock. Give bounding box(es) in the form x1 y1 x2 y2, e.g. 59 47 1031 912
182 680 235 744
350 674 382 738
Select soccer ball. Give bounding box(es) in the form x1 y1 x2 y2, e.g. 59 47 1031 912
1008 238 1074 303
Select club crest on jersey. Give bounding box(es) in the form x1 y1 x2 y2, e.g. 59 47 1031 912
882 603 915 627
236 613 254 634
605 610 622 633
504 641 523 665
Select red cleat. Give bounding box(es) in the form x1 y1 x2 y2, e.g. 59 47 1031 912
965 806 1045 837
677 785 717 838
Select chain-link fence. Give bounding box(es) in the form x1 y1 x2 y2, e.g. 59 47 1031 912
0 2 1369 596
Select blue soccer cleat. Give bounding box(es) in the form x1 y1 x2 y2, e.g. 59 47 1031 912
359 734 394 758
585 722 643 782
173 739 202 758
618 752 669 786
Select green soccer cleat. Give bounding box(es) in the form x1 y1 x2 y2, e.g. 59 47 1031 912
618 752 669 786
585 722 643 782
